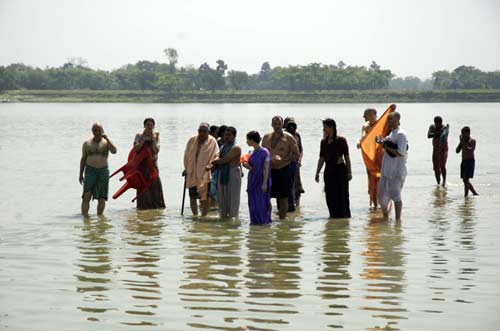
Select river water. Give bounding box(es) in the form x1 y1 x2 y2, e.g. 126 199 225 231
0 103 499 330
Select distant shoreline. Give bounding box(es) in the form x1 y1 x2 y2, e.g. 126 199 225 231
2 89 500 103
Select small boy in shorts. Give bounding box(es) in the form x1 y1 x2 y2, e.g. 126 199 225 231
456 126 478 197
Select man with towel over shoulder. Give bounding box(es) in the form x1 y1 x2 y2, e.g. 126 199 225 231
184 122 219 217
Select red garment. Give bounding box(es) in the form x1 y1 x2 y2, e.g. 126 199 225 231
432 148 448 174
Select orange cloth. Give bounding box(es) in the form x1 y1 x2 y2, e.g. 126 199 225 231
360 104 396 178
240 153 251 164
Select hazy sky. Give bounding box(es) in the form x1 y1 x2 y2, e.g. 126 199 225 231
1 0 499 78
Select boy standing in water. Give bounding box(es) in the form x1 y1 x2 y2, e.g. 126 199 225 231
456 126 478 197
427 116 449 187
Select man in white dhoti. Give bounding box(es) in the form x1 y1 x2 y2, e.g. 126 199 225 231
376 112 408 220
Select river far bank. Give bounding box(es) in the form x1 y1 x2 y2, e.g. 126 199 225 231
2 89 500 103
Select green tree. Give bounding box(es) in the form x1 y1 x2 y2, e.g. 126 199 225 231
228 70 249 90
163 48 179 72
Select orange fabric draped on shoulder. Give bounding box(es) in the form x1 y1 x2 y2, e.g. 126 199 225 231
360 104 396 178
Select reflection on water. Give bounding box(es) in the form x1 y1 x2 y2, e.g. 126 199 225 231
180 220 244 330
427 188 452 308
244 221 303 329
75 216 114 320
456 198 478 302
120 210 164 326
316 219 351 329
2 103 500 330
361 216 407 330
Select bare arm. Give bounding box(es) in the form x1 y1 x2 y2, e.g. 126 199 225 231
213 146 241 165
345 154 352 181
428 125 437 139
456 137 463 154
134 133 146 152
79 143 87 184
315 157 325 183
291 142 300 162
383 144 403 157
150 133 160 154
262 159 270 191
103 135 117 154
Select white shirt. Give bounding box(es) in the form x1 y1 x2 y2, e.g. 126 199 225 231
381 127 408 178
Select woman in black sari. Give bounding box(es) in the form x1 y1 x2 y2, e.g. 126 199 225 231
315 118 352 218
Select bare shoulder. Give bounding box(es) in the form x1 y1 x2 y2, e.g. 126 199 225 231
284 131 297 144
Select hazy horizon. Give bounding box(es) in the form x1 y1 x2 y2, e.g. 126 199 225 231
1 0 499 79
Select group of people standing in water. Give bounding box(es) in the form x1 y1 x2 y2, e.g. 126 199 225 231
79 108 478 223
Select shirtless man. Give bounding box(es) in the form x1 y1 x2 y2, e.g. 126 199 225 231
456 126 478 197
357 108 379 209
262 116 300 219
428 116 449 187
79 123 117 216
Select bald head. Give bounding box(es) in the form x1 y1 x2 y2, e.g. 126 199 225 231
388 111 401 129
91 123 104 138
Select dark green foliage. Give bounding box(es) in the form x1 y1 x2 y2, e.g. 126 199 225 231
0 56 498 92
432 66 500 89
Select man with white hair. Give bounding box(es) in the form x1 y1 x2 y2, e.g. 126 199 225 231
376 112 408 220
183 122 219 217
79 123 117 216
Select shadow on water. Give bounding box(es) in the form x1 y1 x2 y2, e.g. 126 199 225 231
315 218 351 329
119 209 165 327
179 219 244 330
75 216 116 321
360 215 408 331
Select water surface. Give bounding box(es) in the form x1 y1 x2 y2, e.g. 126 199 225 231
1 103 499 330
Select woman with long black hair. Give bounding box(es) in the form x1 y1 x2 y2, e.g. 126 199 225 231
315 118 352 218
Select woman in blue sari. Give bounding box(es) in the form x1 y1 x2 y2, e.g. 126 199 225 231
242 131 272 225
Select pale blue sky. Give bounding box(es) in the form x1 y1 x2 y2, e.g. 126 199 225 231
0 0 499 78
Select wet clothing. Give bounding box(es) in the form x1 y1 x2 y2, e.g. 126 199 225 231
461 159 475 179
83 165 109 200
367 171 379 202
136 164 166 210
288 161 297 211
133 138 165 210
378 176 405 213
381 128 408 178
287 131 304 209
184 135 219 201
270 165 290 199
218 166 242 218
378 127 408 213
432 148 448 174
428 124 448 174
247 147 272 225
320 136 351 218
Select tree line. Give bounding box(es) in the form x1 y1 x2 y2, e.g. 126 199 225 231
1 49 499 92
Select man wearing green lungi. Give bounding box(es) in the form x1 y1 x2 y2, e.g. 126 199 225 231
79 123 117 216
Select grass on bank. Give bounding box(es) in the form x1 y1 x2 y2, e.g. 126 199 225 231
2 89 500 103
